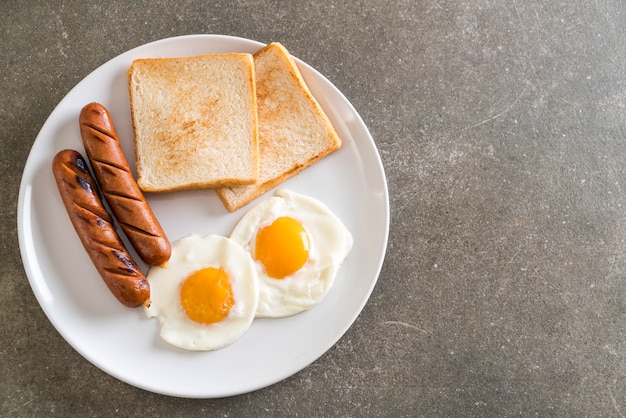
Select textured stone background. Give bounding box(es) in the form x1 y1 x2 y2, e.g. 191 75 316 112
2 1 625 416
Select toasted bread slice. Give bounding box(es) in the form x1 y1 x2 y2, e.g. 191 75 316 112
128 53 258 192
216 43 342 211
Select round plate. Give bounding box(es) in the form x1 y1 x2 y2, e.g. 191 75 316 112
17 35 389 398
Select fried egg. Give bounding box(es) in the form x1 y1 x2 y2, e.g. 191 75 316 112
230 189 353 318
145 234 258 351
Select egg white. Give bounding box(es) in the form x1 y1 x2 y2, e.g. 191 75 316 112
230 189 353 318
145 234 259 351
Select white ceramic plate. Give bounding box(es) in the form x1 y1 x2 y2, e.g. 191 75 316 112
17 35 389 398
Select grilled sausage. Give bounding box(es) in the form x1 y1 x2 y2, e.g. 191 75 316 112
52 149 150 308
79 102 171 266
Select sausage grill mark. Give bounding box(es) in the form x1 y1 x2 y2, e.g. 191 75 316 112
118 221 161 238
70 201 109 224
76 175 93 192
82 121 115 141
75 155 87 171
109 251 139 273
92 156 135 175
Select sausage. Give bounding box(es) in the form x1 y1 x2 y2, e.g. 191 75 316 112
79 102 171 266
52 149 150 308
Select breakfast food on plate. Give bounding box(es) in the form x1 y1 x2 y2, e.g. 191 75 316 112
51 42 349 348
145 234 259 351
128 53 259 192
229 189 353 318
79 102 171 267
52 149 150 308
216 42 342 212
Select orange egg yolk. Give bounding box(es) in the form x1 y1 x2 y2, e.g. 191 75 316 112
180 267 234 324
255 216 310 279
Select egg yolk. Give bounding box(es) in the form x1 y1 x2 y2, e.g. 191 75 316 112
255 216 310 279
180 267 234 324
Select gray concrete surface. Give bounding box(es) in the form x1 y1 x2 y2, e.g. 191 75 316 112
2 1 625 416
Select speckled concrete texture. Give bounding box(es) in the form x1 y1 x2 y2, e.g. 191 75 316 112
2 1 625 416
